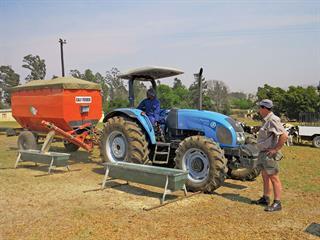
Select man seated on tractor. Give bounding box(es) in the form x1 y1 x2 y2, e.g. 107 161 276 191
137 88 164 141
137 88 160 126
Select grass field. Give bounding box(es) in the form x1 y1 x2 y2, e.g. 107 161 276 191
0 133 319 240
0 121 21 129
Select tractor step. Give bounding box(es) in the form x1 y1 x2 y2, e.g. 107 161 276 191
153 142 171 164
155 152 169 155
156 142 171 147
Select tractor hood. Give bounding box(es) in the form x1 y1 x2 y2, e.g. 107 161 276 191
176 109 245 148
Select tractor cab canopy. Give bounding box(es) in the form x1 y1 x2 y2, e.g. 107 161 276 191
119 66 184 81
119 66 184 107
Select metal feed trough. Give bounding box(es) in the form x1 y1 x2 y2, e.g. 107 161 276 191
15 150 70 174
15 130 70 174
102 162 189 207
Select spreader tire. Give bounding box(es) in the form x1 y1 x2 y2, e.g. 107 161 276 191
100 116 149 164
175 136 227 193
17 131 37 150
64 142 80 152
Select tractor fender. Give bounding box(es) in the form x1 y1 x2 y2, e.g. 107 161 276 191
103 108 157 144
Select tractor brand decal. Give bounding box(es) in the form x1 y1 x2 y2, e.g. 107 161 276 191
75 96 92 103
29 106 38 116
210 121 216 129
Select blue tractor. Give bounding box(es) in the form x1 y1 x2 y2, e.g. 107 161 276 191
100 66 260 193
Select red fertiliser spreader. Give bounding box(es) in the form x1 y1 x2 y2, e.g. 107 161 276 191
10 77 102 152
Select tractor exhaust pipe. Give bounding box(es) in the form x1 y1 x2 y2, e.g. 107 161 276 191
194 68 203 110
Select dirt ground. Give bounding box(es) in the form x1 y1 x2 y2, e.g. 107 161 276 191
0 134 319 240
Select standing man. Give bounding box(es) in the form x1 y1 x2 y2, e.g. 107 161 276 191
252 99 288 212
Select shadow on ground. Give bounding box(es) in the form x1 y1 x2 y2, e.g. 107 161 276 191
214 192 252 205
222 181 247 190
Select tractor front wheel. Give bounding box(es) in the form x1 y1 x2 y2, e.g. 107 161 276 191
100 116 149 164
175 136 227 193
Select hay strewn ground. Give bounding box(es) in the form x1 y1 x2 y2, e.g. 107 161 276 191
0 134 319 240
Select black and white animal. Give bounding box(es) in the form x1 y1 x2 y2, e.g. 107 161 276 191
238 122 260 138
283 123 298 146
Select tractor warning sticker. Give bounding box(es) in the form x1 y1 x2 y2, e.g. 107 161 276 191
75 96 92 103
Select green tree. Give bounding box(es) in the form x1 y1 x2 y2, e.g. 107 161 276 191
229 92 254 110
70 69 98 83
95 72 108 112
70 69 82 79
188 76 207 109
22 54 46 81
173 77 183 89
133 81 147 107
229 92 247 100
256 84 286 115
283 86 320 120
157 84 177 108
70 69 108 112
83 69 98 83
0 65 20 106
172 85 190 108
256 84 320 120
207 80 230 114
105 67 128 110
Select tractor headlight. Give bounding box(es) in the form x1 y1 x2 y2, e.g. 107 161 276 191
236 132 246 145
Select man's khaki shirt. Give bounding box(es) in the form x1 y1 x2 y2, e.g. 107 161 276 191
257 112 286 151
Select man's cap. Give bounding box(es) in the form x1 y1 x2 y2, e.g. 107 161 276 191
147 88 156 97
258 99 273 109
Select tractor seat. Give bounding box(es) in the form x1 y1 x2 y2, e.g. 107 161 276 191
158 109 170 125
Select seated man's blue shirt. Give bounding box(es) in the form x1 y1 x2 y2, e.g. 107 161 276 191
137 98 160 125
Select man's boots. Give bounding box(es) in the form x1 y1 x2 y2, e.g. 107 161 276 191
265 200 282 212
251 196 270 206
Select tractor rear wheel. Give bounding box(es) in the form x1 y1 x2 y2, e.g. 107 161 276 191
17 131 37 150
228 167 261 181
175 136 227 193
100 116 149 164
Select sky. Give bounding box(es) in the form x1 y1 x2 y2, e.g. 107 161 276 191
0 0 319 94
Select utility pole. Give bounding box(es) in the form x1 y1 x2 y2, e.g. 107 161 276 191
59 38 67 77
317 81 320 114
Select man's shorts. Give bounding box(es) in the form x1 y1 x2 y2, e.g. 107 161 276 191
257 151 281 175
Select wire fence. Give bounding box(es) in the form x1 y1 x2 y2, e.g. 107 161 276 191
299 112 320 126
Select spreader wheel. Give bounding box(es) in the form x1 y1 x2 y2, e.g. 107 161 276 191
17 131 37 150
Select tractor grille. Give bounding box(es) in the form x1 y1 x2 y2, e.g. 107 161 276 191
216 125 232 145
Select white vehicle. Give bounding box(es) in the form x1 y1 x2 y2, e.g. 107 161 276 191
298 112 320 148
